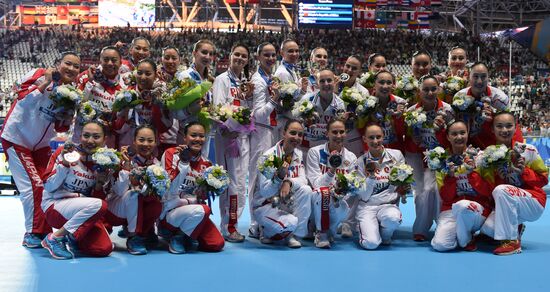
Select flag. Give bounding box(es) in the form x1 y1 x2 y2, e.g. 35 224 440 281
431 0 442 6
377 0 388 6
366 0 377 8
398 19 409 29
409 0 431 6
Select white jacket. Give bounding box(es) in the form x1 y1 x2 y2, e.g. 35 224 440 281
353 148 405 206
253 142 308 208
1 68 68 150
306 143 357 189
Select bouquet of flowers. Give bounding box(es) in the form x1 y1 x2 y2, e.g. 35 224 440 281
161 71 212 111
211 104 255 157
112 89 141 112
49 84 83 110
257 154 284 180
451 91 481 116
475 144 511 170
91 147 121 172
441 76 466 102
334 171 365 195
404 107 428 128
278 80 300 111
341 87 366 112
78 101 98 124
358 71 376 89
142 165 171 197
394 75 419 102
423 146 448 171
122 70 137 86
388 163 415 203
332 171 365 206
356 95 378 117
196 165 230 196
291 100 319 125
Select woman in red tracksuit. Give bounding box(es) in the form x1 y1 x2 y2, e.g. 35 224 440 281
431 121 495 252
113 59 172 147
106 125 162 255
41 122 114 259
404 75 453 241
160 122 225 254
0 52 80 248
76 46 124 147
480 112 548 255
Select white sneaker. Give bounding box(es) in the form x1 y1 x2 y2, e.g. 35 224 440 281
314 232 331 249
287 236 302 248
340 222 353 238
248 226 260 239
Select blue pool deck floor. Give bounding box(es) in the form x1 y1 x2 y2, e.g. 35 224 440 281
1 195 549 292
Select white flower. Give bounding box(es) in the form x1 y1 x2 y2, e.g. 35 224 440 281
434 147 446 155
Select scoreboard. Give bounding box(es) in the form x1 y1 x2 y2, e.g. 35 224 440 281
297 0 354 29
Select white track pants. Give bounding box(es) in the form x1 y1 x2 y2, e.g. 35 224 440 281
254 204 297 240
216 134 250 235
312 191 350 235
406 152 439 236
248 125 278 230
165 204 207 236
431 200 486 251
480 185 544 240
357 203 402 250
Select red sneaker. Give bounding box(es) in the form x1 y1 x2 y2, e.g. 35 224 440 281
413 234 426 242
463 239 477 252
493 240 522 255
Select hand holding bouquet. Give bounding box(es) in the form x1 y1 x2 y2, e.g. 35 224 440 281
423 147 448 171
91 148 121 172
278 80 300 111
161 72 212 111
258 154 284 180
112 89 141 112
291 100 319 126
388 163 415 204
196 165 230 196
49 84 83 110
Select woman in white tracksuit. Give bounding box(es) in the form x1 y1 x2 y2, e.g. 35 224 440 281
160 122 225 254
0 53 80 248
306 119 357 248
40 122 114 259
173 40 216 157
253 120 313 248
107 125 162 255
352 124 405 250
157 46 183 155
247 42 282 238
213 44 255 243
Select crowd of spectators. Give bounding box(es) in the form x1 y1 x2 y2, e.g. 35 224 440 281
1 26 548 135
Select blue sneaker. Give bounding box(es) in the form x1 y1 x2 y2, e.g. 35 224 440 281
66 233 79 255
41 233 73 260
126 236 147 255
22 233 44 248
118 226 128 238
168 235 187 254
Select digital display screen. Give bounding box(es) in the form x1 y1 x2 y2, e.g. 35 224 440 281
98 0 155 27
297 0 353 29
